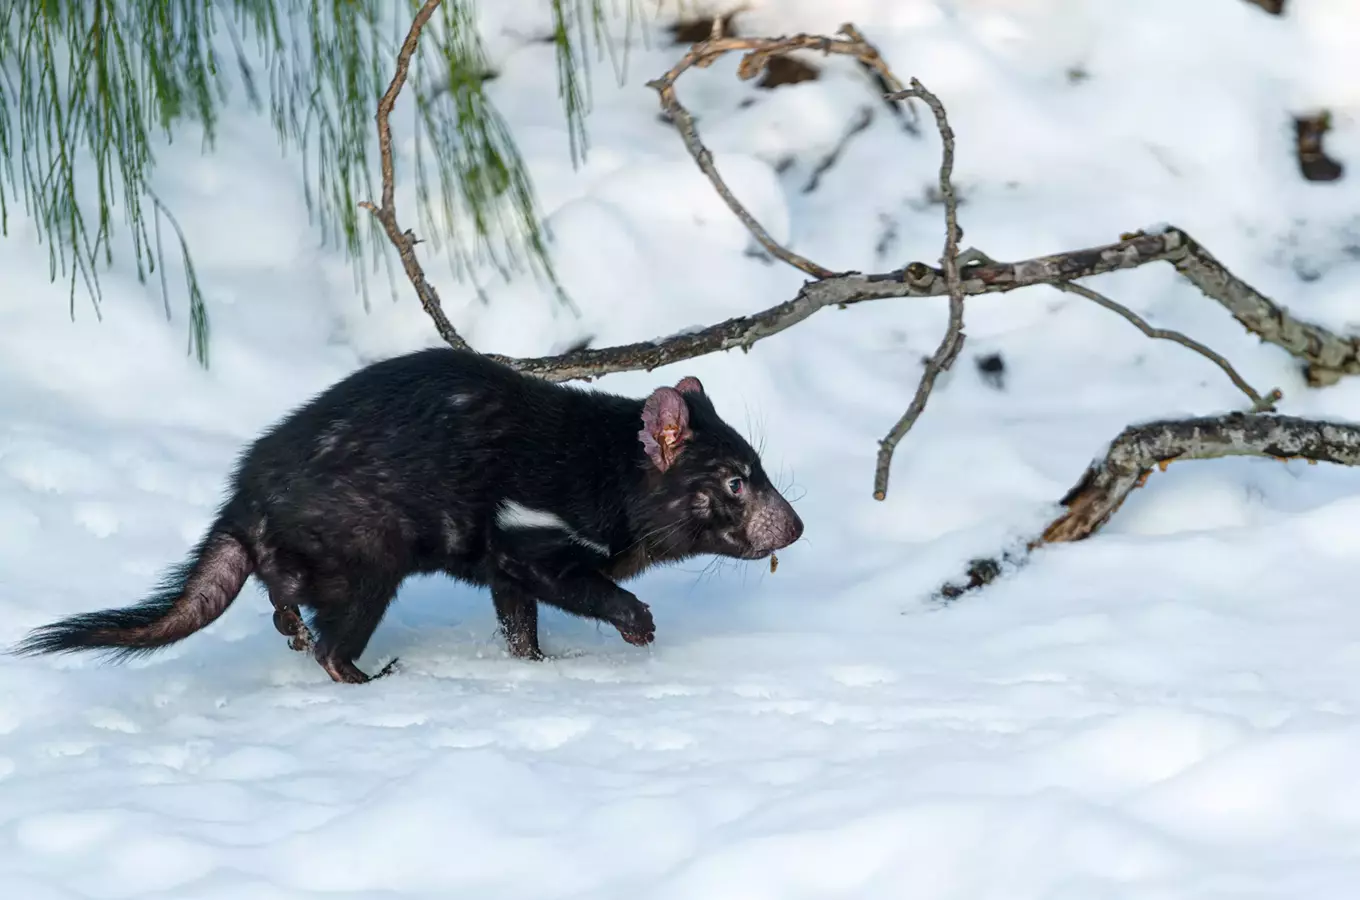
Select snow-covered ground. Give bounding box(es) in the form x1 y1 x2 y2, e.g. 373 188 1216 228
5 0 1360 896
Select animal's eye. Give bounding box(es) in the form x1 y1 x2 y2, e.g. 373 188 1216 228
727 477 744 496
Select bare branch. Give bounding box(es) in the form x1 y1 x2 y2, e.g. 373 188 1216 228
644 24 920 279
363 16 1360 401
1057 281 1281 412
838 23 919 133
476 222 1355 383
937 412 1360 599
358 0 470 352
874 79 966 501
838 225 1360 385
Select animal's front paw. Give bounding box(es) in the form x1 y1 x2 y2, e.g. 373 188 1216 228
506 632 545 661
619 628 654 647
611 599 655 646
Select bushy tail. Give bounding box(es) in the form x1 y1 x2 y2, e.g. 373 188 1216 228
11 526 253 663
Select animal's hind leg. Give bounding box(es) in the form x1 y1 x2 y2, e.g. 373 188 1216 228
272 606 313 653
251 557 311 655
254 561 315 653
309 571 401 684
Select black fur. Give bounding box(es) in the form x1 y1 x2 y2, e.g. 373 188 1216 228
12 348 803 683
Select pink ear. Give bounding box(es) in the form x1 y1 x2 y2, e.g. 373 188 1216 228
638 387 692 471
675 376 704 395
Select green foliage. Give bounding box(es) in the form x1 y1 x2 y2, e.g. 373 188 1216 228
0 0 634 367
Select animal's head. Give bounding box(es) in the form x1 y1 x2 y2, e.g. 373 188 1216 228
637 376 803 561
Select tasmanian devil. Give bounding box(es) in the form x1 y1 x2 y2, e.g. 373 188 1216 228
13 348 804 684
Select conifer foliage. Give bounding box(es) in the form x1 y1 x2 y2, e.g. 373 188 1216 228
0 0 627 365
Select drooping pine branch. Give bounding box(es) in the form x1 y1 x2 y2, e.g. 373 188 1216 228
0 0 219 362
0 0 635 366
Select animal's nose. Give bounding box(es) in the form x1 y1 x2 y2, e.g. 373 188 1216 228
771 509 803 549
753 494 805 552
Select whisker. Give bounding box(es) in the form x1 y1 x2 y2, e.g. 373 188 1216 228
623 517 688 552
693 558 723 589
698 556 739 590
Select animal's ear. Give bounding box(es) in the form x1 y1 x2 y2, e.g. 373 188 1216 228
674 376 705 395
639 387 692 472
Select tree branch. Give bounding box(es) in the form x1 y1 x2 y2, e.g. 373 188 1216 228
365 15 1358 391
480 224 1341 386
1056 281 1280 412
841 225 1360 385
838 23 919 134
643 24 917 278
358 0 469 352
937 412 1360 599
873 80 966 501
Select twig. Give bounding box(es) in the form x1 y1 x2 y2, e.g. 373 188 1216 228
838 225 1360 386
873 80 967 501
644 23 918 278
357 0 469 352
1057 281 1281 412
936 412 1360 599
838 23 919 134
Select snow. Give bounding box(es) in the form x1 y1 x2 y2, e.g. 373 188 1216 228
4 0 1360 896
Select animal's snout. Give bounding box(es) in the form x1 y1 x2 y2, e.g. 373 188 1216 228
748 491 804 553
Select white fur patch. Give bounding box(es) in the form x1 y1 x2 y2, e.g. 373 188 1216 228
496 501 609 556
497 501 568 531
572 535 611 556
